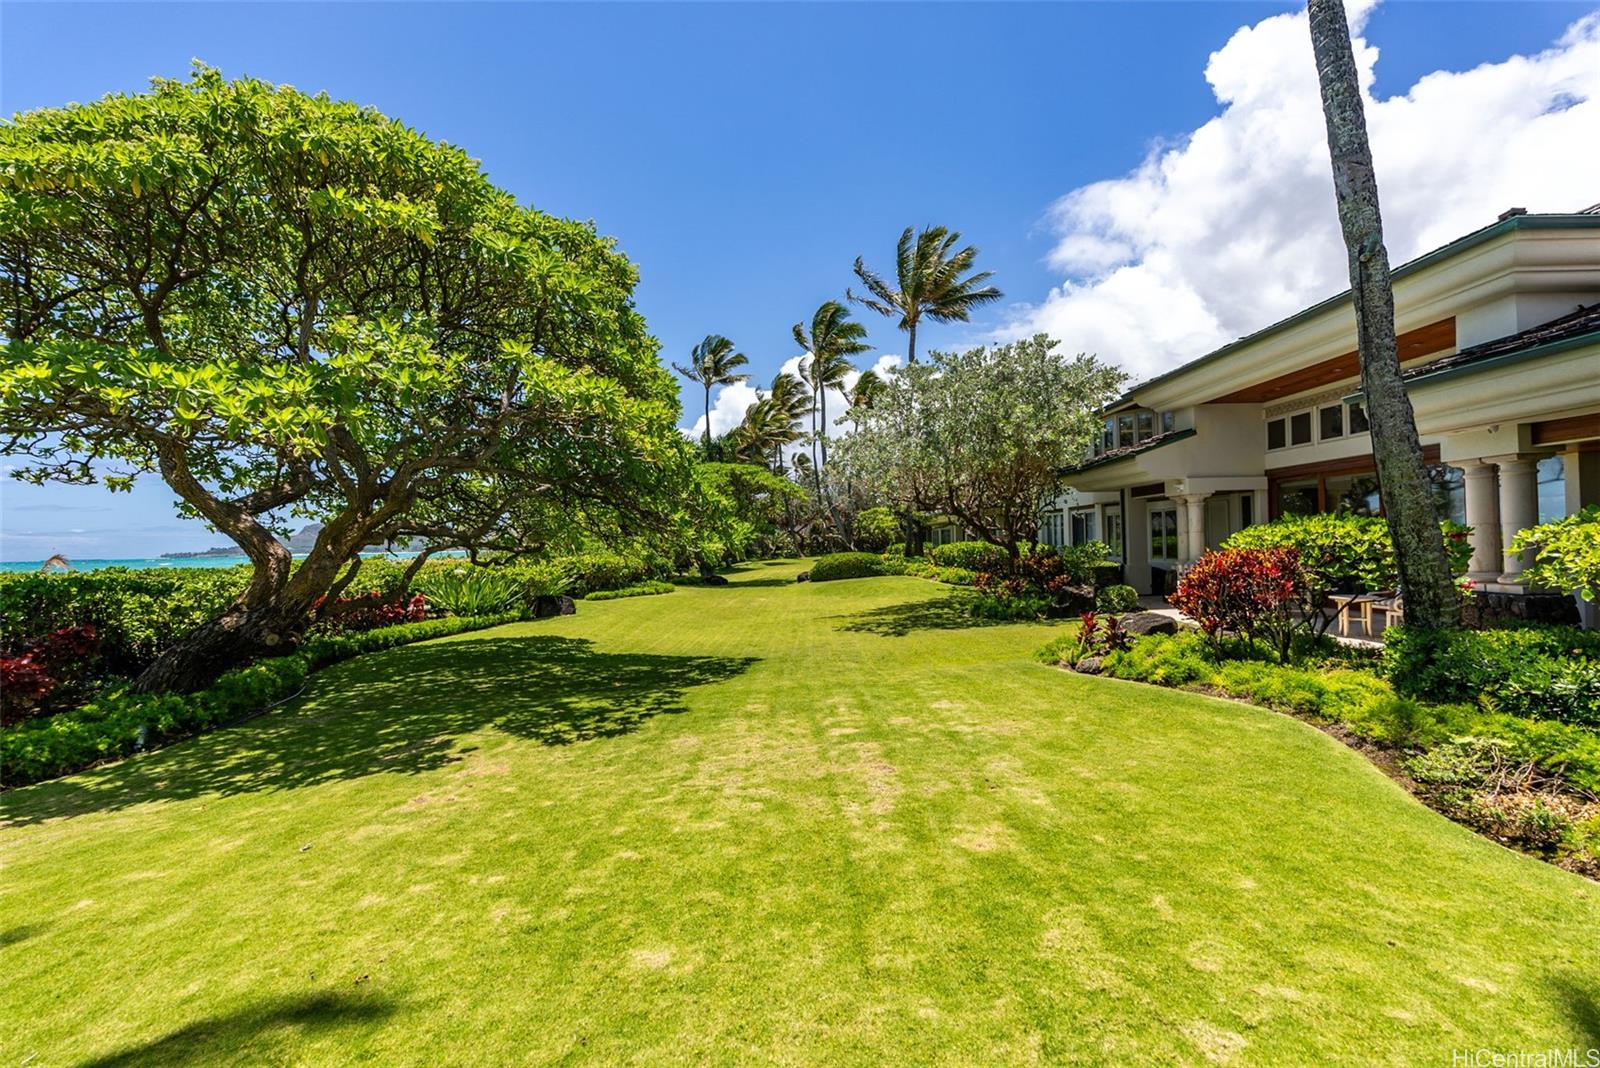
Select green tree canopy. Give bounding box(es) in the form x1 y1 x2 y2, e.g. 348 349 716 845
834 335 1126 559
0 66 685 690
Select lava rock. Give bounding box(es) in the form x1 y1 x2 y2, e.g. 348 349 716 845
1119 611 1178 636
532 594 576 618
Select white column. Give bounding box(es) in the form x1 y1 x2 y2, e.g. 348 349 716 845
1490 455 1538 584
1177 493 1209 564
1460 460 1502 584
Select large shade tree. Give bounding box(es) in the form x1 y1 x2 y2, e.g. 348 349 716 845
1307 0 1459 627
849 225 1002 363
835 335 1125 561
672 334 749 460
0 67 686 691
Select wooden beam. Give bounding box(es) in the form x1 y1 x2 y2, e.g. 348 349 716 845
1209 317 1456 404
1532 411 1600 446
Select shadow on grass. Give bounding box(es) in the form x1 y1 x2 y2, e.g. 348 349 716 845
831 594 1040 637
77 991 396 1067
1547 974 1600 1052
4 636 755 826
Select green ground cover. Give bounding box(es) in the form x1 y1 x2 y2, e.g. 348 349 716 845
3 560 1597 1065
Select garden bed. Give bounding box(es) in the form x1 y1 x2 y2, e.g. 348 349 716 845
1039 626 1600 879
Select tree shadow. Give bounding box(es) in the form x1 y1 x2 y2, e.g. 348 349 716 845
1546 974 1600 1052
831 594 1037 637
76 991 396 1067
3 635 756 826
0 921 46 948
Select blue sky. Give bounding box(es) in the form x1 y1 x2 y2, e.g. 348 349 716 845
2 1 1596 560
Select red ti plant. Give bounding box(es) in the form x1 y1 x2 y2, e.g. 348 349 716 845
0 624 101 726
1170 547 1312 662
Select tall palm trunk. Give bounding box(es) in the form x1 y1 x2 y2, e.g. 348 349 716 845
703 382 713 458
907 319 918 364
1308 0 1458 628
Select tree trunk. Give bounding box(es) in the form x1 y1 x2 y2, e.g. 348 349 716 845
1308 0 1460 629
131 598 314 693
907 319 918 364
703 383 713 459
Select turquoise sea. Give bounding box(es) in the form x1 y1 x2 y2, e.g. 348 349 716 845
0 551 451 574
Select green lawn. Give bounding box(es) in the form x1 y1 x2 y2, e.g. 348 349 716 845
4 561 1598 1066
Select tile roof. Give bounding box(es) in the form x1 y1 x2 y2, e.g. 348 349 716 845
1063 427 1196 475
1403 302 1600 383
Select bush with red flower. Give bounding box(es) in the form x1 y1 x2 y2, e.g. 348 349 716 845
1169 547 1313 663
1 624 101 726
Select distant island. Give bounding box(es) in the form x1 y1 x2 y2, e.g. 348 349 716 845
160 523 337 559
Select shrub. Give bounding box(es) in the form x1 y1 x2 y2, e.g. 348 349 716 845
1169 547 1312 662
0 567 247 678
415 567 526 617
584 581 674 601
1383 624 1600 726
1 612 518 787
1055 541 1113 584
808 553 892 582
1511 505 1600 602
1096 584 1140 614
930 540 1010 574
854 507 901 552
1223 513 1471 594
969 590 1049 621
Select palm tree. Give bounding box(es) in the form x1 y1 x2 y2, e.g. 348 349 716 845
849 226 1003 362
841 368 884 430
766 371 813 472
792 301 870 490
672 335 750 459
1308 0 1458 629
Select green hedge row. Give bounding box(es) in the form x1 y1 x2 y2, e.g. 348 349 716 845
1 612 519 788
808 553 900 582
583 580 675 601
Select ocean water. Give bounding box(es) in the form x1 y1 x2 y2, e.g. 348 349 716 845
0 552 445 574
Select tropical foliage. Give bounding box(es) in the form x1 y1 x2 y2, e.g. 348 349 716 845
1510 505 1600 602
0 67 688 690
835 335 1125 560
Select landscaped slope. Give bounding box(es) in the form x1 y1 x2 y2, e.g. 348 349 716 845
3 561 1596 1065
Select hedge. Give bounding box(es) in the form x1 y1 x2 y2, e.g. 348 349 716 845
929 540 1010 574
584 581 675 601
809 553 897 582
1 612 519 788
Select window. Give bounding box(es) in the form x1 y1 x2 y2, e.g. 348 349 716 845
1102 418 1115 453
1104 507 1124 559
1347 402 1370 434
1289 411 1313 446
1267 418 1287 451
1070 508 1098 546
1117 414 1136 448
1040 511 1065 548
1137 411 1155 442
1240 493 1253 529
1279 479 1320 517
1537 456 1566 524
1161 411 1176 434
1327 473 1381 517
1149 507 1179 561
1319 404 1344 440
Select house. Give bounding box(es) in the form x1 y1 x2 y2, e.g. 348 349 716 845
1048 208 1600 608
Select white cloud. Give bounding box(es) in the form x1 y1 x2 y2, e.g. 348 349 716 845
1006 3 1600 383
